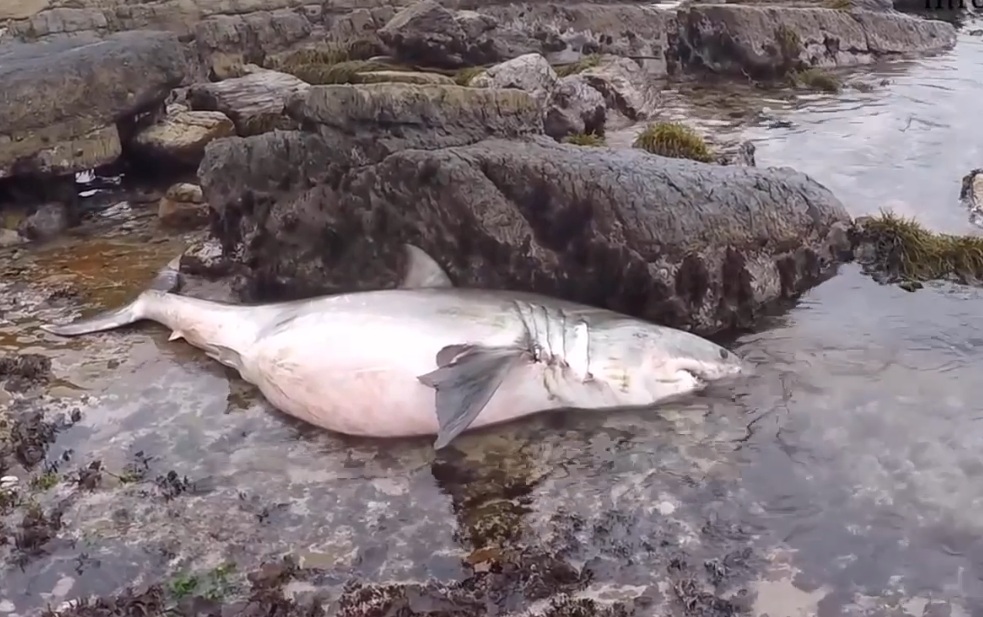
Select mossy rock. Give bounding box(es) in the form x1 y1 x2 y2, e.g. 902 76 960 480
774 24 804 74
632 122 715 163
453 66 487 86
553 54 602 78
356 70 455 85
854 210 983 288
237 113 297 137
263 39 383 72
563 133 605 146
285 60 413 85
792 67 841 93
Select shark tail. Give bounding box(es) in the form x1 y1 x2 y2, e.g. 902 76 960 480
39 255 183 338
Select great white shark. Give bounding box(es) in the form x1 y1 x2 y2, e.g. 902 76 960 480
39 245 745 449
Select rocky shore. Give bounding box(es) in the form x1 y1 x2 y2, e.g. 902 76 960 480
0 0 959 334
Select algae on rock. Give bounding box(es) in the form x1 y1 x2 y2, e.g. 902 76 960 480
853 211 983 289
633 122 715 163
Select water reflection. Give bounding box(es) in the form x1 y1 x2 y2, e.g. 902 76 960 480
728 27 983 610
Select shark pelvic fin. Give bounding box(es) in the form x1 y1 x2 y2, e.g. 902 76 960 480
202 344 245 374
399 244 453 289
417 344 528 450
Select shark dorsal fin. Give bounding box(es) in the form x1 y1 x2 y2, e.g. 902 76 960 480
400 244 453 289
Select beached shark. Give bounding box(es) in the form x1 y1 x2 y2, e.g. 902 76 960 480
40 245 745 448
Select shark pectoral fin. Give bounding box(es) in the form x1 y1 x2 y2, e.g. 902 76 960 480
417 345 527 450
399 244 453 289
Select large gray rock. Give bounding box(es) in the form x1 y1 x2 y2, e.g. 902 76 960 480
676 5 957 78
544 74 606 140
377 0 673 72
283 83 544 166
199 130 850 335
0 30 187 177
188 70 310 137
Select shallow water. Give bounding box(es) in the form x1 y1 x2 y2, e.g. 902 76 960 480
3 26 983 617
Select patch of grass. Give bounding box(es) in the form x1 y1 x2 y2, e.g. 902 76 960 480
855 210 983 288
563 132 606 146
553 54 602 78
454 66 486 86
792 67 842 93
824 0 853 8
632 121 715 163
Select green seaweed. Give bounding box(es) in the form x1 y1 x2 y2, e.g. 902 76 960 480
855 210 983 288
632 122 715 163
563 132 606 146
792 67 842 93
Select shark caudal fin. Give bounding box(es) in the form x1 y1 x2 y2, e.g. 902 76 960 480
39 255 183 337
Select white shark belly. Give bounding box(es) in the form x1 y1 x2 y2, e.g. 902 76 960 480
241 309 570 438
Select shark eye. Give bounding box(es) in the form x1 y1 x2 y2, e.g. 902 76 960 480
719 349 730 360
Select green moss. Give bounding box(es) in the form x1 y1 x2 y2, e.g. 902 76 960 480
824 0 853 9
553 54 602 78
855 210 983 287
284 60 412 85
792 67 842 93
454 66 486 86
563 132 606 146
632 122 715 163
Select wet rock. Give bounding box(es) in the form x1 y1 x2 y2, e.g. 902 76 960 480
188 70 310 137
17 202 72 242
281 83 544 167
0 228 24 247
960 168 983 226
158 183 208 231
716 140 757 167
470 53 560 105
544 74 607 141
128 105 236 169
675 5 957 79
377 0 503 69
0 353 51 393
581 56 662 128
378 1 674 74
0 31 187 179
180 236 233 279
201 130 850 335
192 9 314 80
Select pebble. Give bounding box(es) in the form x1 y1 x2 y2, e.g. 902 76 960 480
657 501 676 516
0 476 18 490
0 599 15 613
